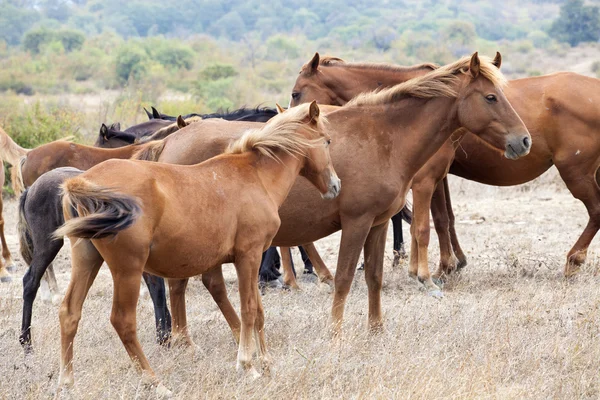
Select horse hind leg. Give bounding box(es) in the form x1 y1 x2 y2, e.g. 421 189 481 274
559 165 600 275
167 278 195 348
280 247 299 289
302 242 334 287
58 240 103 388
363 221 389 332
443 177 467 269
142 273 171 346
390 212 407 267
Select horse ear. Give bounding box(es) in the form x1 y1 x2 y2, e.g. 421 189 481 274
308 100 319 121
308 52 320 74
176 115 187 128
100 123 108 137
469 52 480 78
493 51 502 69
275 103 285 114
114 122 121 131
152 106 161 119
144 107 153 120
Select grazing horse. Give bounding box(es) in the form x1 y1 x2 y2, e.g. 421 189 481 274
54 102 339 395
291 52 600 282
132 53 530 337
0 126 30 282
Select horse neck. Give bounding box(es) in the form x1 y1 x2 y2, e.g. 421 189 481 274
93 145 137 163
322 66 431 105
253 150 305 207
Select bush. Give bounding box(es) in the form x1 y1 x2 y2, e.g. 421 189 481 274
549 0 600 46
115 42 150 83
22 28 54 54
146 39 195 70
23 28 85 54
3 102 83 149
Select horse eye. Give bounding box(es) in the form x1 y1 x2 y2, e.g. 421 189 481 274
486 94 497 103
291 92 300 100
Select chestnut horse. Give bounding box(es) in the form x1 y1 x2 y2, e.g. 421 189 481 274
0 126 30 282
54 102 339 395
291 52 600 283
132 53 530 338
13 117 196 194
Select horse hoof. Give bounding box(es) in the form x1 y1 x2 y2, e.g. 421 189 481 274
428 289 444 299
357 262 364 271
6 263 16 273
432 276 445 288
238 365 261 380
456 258 468 270
155 383 173 398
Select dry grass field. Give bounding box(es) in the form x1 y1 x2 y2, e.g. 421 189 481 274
0 168 599 399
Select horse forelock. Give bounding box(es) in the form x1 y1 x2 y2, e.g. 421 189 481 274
346 55 506 107
225 103 327 162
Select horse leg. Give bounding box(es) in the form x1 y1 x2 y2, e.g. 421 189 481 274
430 182 457 279
555 164 600 275
363 221 389 332
253 285 271 374
20 242 62 352
142 273 171 345
390 212 406 267
443 177 467 269
258 247 281 285
298 246 313 273
0 193 14 273
303 242 334 286
234 251 263 376
410 180 443 294
331 216 374 336
280 247 299 289
58 240 103 388
202 265 241 343
168 278 195 348
46 264 61 304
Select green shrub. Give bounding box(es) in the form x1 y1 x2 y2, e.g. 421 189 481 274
22 28 54 54
3 102 84 149
115 42 150 83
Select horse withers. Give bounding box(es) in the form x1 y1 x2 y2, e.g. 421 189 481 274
53 102 339 396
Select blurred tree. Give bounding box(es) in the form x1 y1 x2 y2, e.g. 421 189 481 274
115 41 149 83
0 3 40 45
23 28 55 54
549 0 600 46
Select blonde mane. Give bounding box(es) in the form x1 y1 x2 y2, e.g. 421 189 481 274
318 56 438 73
347 55 507 107
137 116 203 144
225 103 326 161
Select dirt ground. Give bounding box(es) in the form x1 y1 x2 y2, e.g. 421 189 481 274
0 167 599 399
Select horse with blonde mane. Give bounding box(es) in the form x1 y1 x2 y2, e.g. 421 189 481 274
290 50 600 284
54 102 340 396
128 53 529 342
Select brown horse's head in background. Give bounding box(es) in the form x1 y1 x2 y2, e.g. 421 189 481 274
290 52 437 107
228 100 340 199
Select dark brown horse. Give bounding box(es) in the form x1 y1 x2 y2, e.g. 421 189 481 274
133 53 530 338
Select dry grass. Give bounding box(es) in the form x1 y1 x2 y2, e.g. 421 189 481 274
1 167 599 399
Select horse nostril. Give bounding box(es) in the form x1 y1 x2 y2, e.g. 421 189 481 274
523 136 530 148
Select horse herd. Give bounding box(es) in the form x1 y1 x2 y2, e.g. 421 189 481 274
1 50 599 397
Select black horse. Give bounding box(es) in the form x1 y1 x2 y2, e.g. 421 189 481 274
144 105 277 123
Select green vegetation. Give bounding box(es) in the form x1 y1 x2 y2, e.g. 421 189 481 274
549 0 600 46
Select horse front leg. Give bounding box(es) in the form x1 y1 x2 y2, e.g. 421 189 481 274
234 250 266 377
331 216 374 336
202 265 241 343
363 221 389 332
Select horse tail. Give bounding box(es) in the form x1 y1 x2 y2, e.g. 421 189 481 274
11 156 26 196
0 126 29 166
54 177 141 239
131 140 165 162
18 188 34 266
400 202 412 224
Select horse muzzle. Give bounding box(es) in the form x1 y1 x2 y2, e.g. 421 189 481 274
504 133 531 160
322 175 341 200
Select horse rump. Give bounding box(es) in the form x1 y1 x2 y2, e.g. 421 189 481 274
54 177 141 239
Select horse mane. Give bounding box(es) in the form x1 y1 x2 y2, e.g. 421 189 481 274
203 106 278 121
347 55 507 107
318 56 438 73
137 116 203 143
225 103 326 161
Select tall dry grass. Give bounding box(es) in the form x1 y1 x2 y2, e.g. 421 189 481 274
0 170 599 399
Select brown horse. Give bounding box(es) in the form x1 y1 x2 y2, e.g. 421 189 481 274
0 127 30 282
132 53 530 338
290 52 600 282
54 102 339 395
13 118 194 194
